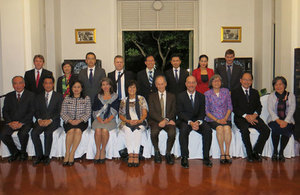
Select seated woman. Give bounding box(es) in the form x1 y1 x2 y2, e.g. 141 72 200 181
92 78 119 164
268 76 296 162
60 80 91 166
192 55 214 94
204 74 233 164
57 62 77 98
119 80 148 167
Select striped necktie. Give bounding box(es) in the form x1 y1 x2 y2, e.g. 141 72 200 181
149 71 153 86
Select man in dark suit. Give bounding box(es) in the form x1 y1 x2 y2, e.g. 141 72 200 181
24 54 53 95
165 54 189 97
177 75 212 168
231 72 270 162
148 76 176 164
31 76 63 165
215 49 243 91
78 52 106 104
1 76 35 162
137 55 163 100
108 55 135 100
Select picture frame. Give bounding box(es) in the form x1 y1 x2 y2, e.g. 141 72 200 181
221 26 242 42
75 28 96 44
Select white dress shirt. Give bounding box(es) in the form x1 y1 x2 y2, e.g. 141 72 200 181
186 90 203 125
35 68 43 80
87 66 95 79
16 90 24 99
173 67 180 79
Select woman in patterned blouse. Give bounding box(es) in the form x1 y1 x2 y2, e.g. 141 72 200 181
204 74 233 164
57 62 77 98
119 80 148 167
61 80 91 166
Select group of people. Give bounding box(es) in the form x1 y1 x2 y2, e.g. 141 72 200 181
0 49 296 169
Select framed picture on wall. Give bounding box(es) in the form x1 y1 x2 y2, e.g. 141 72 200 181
221 26 241 42
75 28 96 44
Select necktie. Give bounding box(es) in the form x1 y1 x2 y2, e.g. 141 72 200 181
160 93 165 118
36 70 40 88
227 65 232 90
89 69 93 84
174 69 179 83
245 89 249 103
149 71 153 86
190 94 194 108
118 71 122 100
45 92 49 107
17 93 21 102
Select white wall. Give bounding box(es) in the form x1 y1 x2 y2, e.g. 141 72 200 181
60 0 118 74
199 0 255 68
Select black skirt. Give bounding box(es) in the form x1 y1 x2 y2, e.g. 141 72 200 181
208 121 232 130
63 121 88 133
268 121 294 137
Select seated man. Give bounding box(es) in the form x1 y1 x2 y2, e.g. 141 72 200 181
177 76 213 168
31 76 63 165
1 76 35 162
231 72 270 162
148 76 176 164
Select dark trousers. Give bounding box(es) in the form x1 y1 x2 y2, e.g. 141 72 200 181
179 121 212 159
0 123 32 155
31 122 59 158
235 117 270 156
150 124 176 154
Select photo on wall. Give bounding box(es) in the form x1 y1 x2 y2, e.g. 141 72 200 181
75 28 96 44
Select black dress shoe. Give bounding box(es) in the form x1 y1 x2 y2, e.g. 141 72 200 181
19 152 28 161
246 155 254 162
43 157 51 165
165 153 174 165
278 154 285 162
253 152 262 162
62 161 69 166
99 158 106 164
8 151 20 163
94 159 100 164
203 158 213 167
271 154 278 161
33 156 44 166
154 151 162 163
128 162 133 167
181 157 189 168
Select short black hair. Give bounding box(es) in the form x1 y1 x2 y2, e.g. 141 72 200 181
225 49 235 57
43 75 55 84
272 76 287 90
199 54 209 61
69 80 86 98
170 53 182 61
86 52 96 59
61 61 74 74
144 55 155 62
241 71 253 80
127 80 138 92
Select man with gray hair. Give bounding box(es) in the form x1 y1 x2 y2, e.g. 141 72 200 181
1 76 35 162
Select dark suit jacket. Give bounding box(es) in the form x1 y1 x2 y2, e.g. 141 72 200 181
56 74 78 95
2 89 35 125
78 66 106 103
108 70 136 97
34 91 63 127
137 69 163 100
24 69 53 95
215 64 243 91
165 68 189 96
231 86 262 122
148 92 176 125
176 91 206 125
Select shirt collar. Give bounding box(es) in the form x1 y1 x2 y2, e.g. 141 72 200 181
173 67 180 72
187 90 195 97
146 68 154 73
88 66 95 71
45 90 53 96
16 90 24 97
35 68 43 73
242 86 250 94
158 90 166 97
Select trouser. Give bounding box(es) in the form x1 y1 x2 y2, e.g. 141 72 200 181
123 125 146 154
31 122 59 158
235 117 270 156
179 121 212 159
150 124 176 154
0 123 32 155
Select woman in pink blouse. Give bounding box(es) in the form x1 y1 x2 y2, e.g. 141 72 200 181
204 74 233 164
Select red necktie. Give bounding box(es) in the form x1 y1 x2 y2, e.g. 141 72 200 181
17 93 21 101
36 70 40 88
